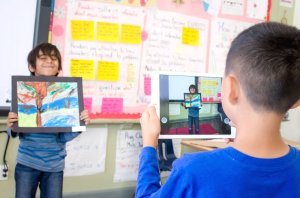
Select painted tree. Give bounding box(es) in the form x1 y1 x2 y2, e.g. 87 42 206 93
17 81 73 127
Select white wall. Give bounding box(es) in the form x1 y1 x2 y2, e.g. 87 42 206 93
0 0 37 107
280 0 300 142
293 0 300 28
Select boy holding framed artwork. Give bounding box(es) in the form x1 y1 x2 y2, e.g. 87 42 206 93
182 84 201 134
6 43 90 198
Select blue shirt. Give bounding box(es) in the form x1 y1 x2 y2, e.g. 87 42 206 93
8 129 80 172
136 146 300 198
188 107 200 117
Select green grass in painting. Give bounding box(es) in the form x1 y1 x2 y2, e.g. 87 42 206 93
18 113 37 127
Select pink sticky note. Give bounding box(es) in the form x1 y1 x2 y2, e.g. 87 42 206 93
101 98 123 113
83 97 92 113
217 92 221 97
144 77 151 95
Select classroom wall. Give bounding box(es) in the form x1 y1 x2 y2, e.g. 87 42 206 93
280 0 300 142
0 1 299 198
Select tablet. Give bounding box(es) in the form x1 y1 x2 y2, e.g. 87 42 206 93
151 71 236 139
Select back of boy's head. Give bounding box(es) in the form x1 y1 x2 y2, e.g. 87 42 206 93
225 22 300 114
27 43 62 76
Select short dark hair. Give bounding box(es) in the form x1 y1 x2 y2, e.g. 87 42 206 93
225 22 300 114
27 43 62 76
189 84 196 91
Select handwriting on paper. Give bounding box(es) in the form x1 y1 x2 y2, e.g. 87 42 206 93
114 130 143 182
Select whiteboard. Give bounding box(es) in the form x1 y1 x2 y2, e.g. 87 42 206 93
169 75 195 101
0 0 37 108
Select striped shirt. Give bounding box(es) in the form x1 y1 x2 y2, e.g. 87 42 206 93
8 129 80 172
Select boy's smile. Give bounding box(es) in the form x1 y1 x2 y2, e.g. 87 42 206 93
29 51 60 76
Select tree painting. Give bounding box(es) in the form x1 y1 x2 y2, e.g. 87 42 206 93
17 81 79 128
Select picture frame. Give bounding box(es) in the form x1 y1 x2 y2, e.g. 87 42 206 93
184 93 201 108
12 76 86 133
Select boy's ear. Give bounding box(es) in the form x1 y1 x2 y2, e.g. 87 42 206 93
291 99 300 109
224 74 240 106
28 65 35 73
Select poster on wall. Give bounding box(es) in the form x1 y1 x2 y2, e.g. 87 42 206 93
51 0 270 119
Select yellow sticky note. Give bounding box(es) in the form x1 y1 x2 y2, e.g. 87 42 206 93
202 89 213 95
96 22 119 42
182 27 199 46
97 61 119 81
202 80 218 86
70 59 95 80
121 24 141 44
71 20 94 41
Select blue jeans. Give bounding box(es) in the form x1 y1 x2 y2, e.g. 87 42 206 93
188 116 200 134
15 163 63 198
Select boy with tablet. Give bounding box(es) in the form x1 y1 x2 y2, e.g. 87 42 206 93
136 22 300 197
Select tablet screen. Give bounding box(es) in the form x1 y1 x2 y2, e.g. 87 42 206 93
151 72 235 139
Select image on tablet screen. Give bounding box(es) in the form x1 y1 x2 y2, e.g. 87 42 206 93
151 72 234 139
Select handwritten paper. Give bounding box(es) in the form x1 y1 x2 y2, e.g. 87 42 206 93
209 19 252 74
64 128 108 176
182 27 199 46
114 130 143 182
280 0 293 8
52 0 269 116
221 0 244 16
101 97 123 113
62 1 147 111
96 22 119 42
121 24 141 44
142 10 209 73
70 59 95 80
70 20 94 41
97 61 119 81
246 0 269 20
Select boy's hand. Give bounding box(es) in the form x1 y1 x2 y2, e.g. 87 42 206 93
7 112 18 130
140 106 161 148
80 110 90 125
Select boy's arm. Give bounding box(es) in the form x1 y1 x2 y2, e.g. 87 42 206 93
135 106 161 197
136 147 161 198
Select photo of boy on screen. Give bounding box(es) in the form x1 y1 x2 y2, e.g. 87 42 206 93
157 74 232 138
181 84 201 134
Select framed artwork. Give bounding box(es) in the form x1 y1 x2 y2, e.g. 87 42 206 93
184 93 201 108
12 76 86 133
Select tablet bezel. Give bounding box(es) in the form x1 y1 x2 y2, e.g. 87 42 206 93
151 71 236 139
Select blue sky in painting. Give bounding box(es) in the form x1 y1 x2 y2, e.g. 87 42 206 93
18 97 79 115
